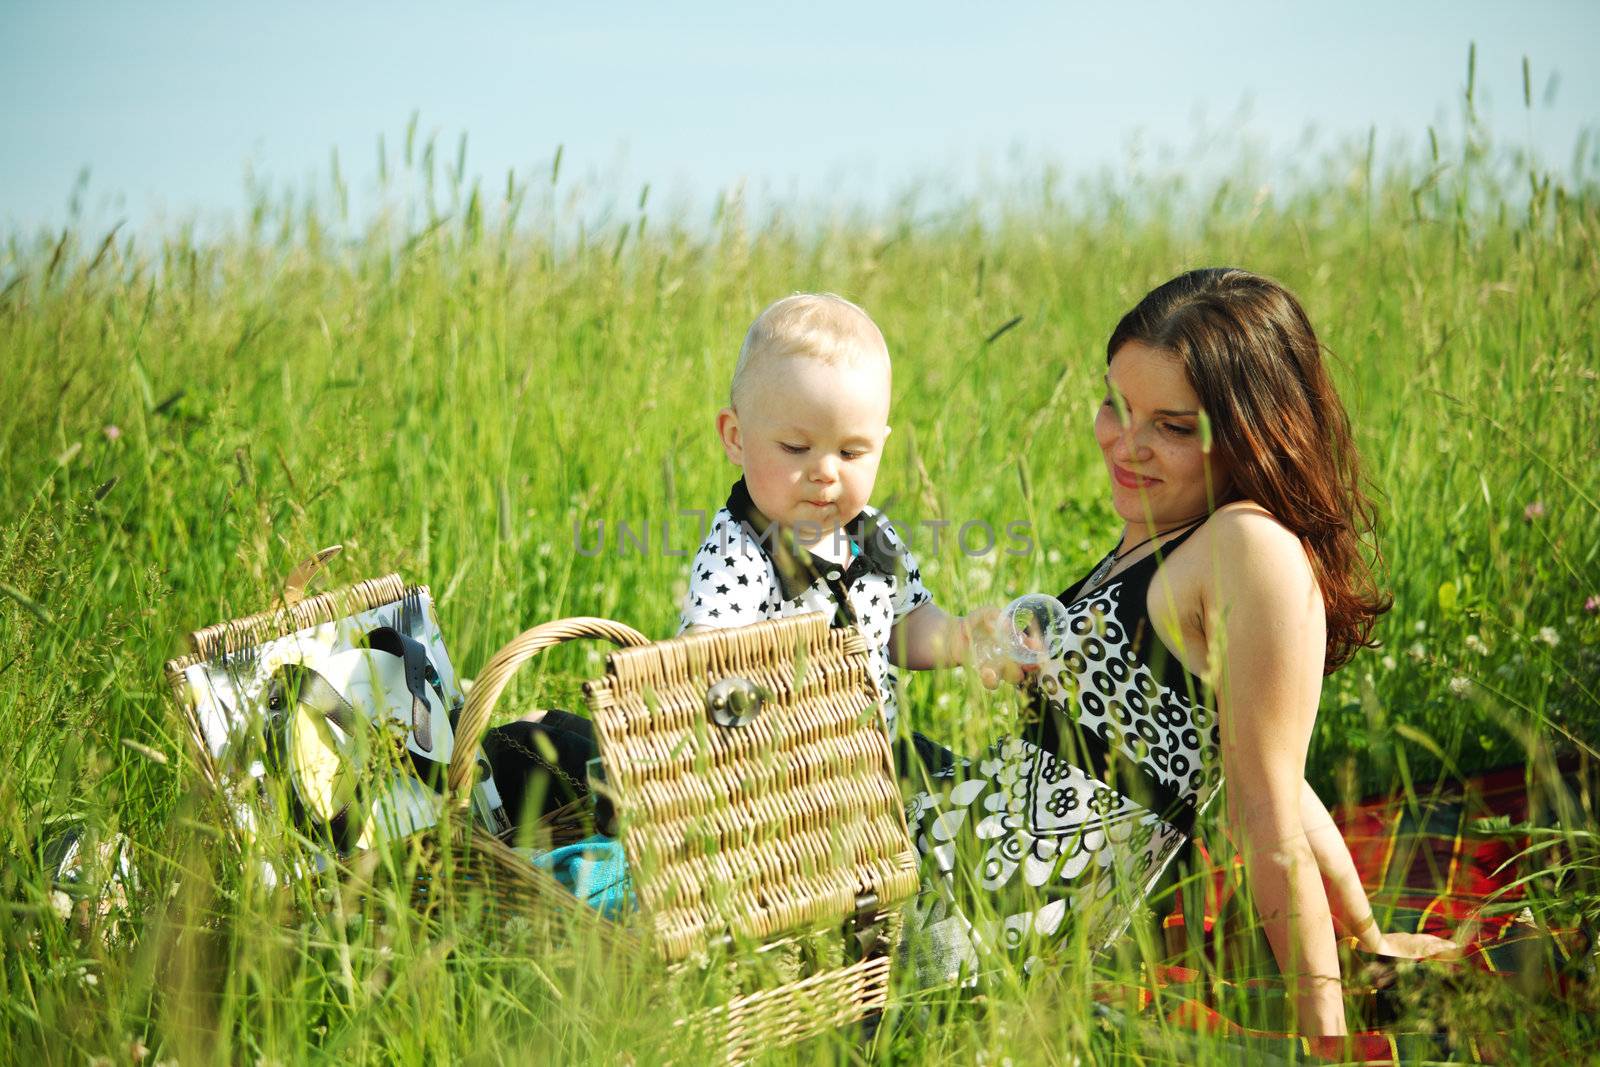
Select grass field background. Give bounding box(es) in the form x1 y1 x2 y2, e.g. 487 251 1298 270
3 83 1599 1063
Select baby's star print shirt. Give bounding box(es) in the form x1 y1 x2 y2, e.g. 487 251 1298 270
677 478 933 734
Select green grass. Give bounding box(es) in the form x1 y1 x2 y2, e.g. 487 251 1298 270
3 95 1599 1063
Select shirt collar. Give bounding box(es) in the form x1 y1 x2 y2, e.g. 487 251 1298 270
724 478 906 603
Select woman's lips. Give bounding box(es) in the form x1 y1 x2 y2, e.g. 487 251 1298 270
1112 464 1160 490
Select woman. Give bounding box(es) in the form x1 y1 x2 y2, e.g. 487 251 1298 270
907 268 1457 1036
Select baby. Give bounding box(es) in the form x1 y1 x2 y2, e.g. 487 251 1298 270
487 293 998 834
679 293 984 739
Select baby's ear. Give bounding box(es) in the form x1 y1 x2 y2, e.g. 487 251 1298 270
716 407 744 465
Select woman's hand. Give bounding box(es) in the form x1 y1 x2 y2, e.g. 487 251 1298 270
1302 780 1473 964
1350 912 1469 961
1369 930 1464 960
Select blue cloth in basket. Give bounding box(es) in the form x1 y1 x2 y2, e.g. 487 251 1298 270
530 834 633 917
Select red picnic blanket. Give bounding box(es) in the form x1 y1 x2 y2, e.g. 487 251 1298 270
1105 758 1596 1064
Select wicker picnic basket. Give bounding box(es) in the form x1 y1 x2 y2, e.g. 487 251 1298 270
166 556 919 1062
451 609 920 1058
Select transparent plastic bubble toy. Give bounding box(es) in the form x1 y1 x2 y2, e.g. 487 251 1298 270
982 593 1072 665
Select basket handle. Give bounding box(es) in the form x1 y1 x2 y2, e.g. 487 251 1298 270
446 617 651 801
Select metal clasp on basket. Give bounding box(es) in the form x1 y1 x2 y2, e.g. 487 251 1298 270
706 677 767 727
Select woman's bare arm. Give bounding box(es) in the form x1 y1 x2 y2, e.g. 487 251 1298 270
1206 507 1346 1036
1299 778 1379 945
1301 779 1464 958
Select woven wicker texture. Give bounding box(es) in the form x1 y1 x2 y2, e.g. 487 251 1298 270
171 573 409 667
407 820 635 950
169 574 914 1062
583 613 919 963
679 954 893 1065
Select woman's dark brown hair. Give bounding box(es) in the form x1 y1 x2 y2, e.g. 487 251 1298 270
1107 267 1389 672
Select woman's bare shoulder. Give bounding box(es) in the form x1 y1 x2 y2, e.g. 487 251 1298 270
1207 500 1299 545
1196 501 1315 594
1150 504 1318 679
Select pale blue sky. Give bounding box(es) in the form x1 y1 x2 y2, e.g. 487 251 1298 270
3 1 1597 234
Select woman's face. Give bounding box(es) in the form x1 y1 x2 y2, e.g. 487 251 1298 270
1095 340 1229 527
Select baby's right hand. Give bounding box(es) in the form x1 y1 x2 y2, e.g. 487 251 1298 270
963 607 1041 690
977 661 1038 690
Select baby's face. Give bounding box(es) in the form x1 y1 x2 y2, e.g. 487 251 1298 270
722 356 891 543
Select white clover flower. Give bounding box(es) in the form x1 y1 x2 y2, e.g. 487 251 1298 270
1413 619 1427 634
1407 641 1427 662
1046 549 1063 565
49 890 72 921
1381 654 1397 671
1447 676 1474 697
1464 634 1488 656
1537 626 1560 647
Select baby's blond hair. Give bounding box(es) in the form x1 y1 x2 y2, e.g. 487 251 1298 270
730 293 889 409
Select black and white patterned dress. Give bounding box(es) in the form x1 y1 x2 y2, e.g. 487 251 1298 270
906 525 1223 978
678 478 932 734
